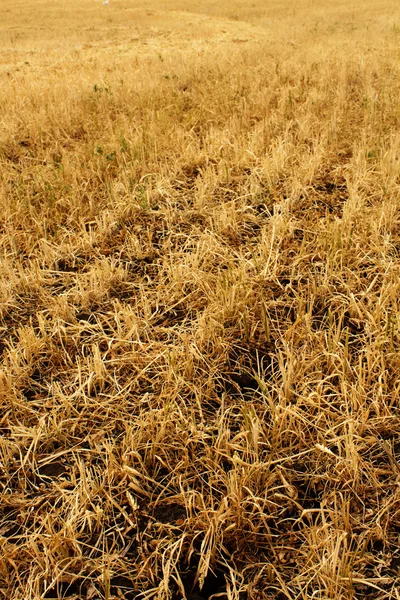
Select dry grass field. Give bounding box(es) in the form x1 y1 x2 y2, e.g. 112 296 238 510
1 0 400 598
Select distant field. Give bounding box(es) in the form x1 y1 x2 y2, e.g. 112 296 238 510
1 1 400 599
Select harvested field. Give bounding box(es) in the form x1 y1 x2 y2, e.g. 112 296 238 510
1 1 400 598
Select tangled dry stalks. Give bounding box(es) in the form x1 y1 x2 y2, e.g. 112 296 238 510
1 1 400 598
